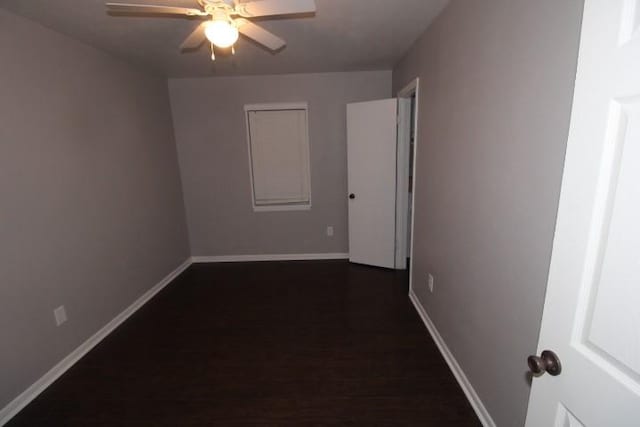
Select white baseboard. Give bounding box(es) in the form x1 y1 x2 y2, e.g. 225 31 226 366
0 258 192 426
409 290 496 427
191 253 350 263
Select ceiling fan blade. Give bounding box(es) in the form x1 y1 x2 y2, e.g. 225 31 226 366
237 0 316 18
180 22 207 50
106 3 207 16
236 19 286 51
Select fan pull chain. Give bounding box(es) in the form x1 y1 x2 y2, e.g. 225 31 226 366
231 46 235 55
210 43 215 61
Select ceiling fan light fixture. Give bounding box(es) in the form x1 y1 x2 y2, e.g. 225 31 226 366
205 19 239 49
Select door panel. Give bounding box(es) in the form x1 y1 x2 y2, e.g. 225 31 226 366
346 99 397 269
586 98 640 381
526 0 640 425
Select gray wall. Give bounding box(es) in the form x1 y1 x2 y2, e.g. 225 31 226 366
0 10 189 410
169 71 391 256
392 0 583 425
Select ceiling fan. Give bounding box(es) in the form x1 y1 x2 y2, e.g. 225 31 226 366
106 0 316 60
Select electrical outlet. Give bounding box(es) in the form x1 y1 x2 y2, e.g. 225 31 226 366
54 305 67 326
427 274 435 293
326 226 334 237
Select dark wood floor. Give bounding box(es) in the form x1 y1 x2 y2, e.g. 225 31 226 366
8 261 480 426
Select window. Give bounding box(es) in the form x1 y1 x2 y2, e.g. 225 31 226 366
245 103 311 211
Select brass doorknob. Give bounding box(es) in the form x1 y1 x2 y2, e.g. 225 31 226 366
528 350 562 376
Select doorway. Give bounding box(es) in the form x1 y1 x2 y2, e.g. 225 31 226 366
395 78 420 272
345 79 419 271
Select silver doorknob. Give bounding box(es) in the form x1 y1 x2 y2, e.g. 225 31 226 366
528 350 562 377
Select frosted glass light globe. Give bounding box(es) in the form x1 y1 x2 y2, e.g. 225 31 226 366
205 19 239 48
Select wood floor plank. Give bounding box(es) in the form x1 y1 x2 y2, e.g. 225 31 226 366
7 261 480 426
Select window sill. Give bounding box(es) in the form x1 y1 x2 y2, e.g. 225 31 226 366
253 204 312 212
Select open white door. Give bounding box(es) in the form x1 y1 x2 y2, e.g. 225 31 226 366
347 99 397 269
526 0 640 425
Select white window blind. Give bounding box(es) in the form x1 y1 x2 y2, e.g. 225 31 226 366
245 104 311 211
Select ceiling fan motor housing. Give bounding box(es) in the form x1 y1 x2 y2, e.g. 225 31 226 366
200 0 238 19
199 0 235 9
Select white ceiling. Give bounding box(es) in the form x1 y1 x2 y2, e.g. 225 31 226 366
0 0 448 78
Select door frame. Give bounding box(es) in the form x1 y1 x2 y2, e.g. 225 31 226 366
395 78 420 275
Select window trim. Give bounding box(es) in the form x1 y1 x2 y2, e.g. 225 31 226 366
244 102 312 212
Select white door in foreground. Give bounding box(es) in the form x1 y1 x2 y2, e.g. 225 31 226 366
347 99 397 269
525 0 640 425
